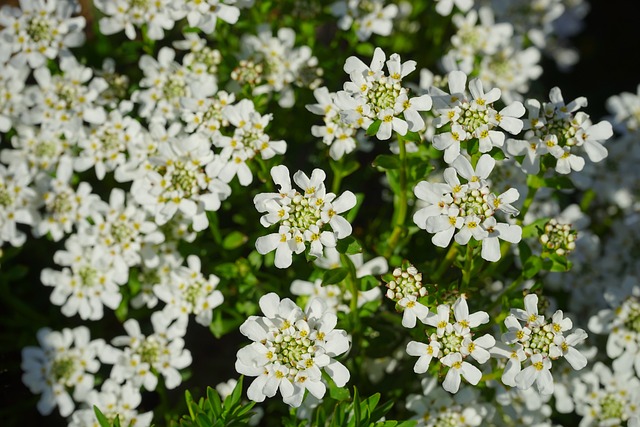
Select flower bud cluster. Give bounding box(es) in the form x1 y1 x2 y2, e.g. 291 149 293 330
385 265 427 302
540 219 577 256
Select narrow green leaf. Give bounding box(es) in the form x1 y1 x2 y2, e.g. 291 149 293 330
353 387 361 427
523 256 543 279
372 154 400 170
222 231 248 250
322 267 349 285
93 406 112 427
336 236 362 255
366 119 382 136
207 386 222 417
402 130 421 143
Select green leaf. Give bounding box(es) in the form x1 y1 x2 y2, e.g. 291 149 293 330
93 406 112 427
372 154 400 170
345 193 365 223
322 267 348 285
467 138 479 155
518 240 532 267
206 386 222 418
329 382 351 401
366 120 382 136
523 256 543 279
522 217 548 238
222 231 248 250
526 174 546 189
359 275 380 291
225 375 244 410
402 130 421 143
336 236 362 255
353 387 361 426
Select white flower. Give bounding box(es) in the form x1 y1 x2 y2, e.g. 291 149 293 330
74 102 143 180
413 154 521 260
0 0 86 68
441 352 482 393
254 165 356 268
330 0 399 41
103 312 192 391
237 26 321 108
21 326 105 417
236 293 350 407
588 276 640 377
338 47 431 140
94 0 182 40
68 380 153 427
0 63 28 132
434 0 473 16
0 162 37 247
180 0 244 33
306 86 360 160
431 70 524 163
508 87 612 175
134 46 214 123
405 296 493 393
497 294 589 395
515 353 554 395
41 234 123 320
27 56 108 132
34 156 105 241
154 254 224 327
132 131 231 231
216 99 286 186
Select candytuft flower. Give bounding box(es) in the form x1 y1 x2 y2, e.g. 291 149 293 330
254 165 356 268
235 293 350 407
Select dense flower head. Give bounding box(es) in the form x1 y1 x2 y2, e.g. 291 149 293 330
430 70 525 163
0 0 86 68
405 296 495 393
413 154 522 261
507 87 613 174
102 312 192 391
237 26 322 108
21 326 106 417
571 361 640 427
588 276 640 377
68 379 153 427
337 47 432 140
330 0 400 41
236 293 350 407
492 294 588 395
254 165 356 268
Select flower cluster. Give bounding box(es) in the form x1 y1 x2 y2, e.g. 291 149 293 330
306 86 361 160
493 294 588 395
337 47 432 140
235 293 350 407
413 154 522 261
589 277 640 377
330 0 400 41
254 165 356 268
430 70 525 163
21 326 105 417
405 296 495 393
508 87 613 175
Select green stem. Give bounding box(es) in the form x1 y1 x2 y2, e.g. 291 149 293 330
461 243 474 291
488 274 525 312
518 185 539 225
384 135 409 258
332 157 344 195
341 254 359 316
255 157 275 191
431 244 459 282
